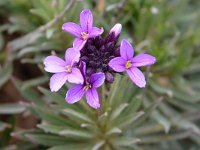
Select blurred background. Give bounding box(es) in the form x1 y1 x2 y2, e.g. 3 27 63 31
0 0 200 150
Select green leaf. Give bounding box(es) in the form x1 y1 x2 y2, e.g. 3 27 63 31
32 105 73 126
21 76 48 90
48 144 92 150
125 97 142 113
0 64 12 88
0 103 26 114
140 130 191 143
152 110 171 133
46 29 55 39
134 123 165 136
108 75 122 105
13 79 44 105
38 86 67 106
37 123 67 134
38 123 93 139
0 33 4 50
59 129 93 139
150 81 173 97
110 103 128 121
117 111 145 129
131 98 162 129
0 121 10 132
62 108 94 124
106 127 122 136
24 133 69 146
171 116 200 135
30 9 51 21
92 141 105 150
112 137 141 147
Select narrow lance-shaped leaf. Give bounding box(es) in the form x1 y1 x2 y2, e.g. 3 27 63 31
62 108 94 124
117 111 145 129
0 64 12 88
0 103 26 114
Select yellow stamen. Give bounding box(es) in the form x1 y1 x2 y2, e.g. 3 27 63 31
81 32 89 40
125 60 132 69
65 65 72 73
83 84 92 91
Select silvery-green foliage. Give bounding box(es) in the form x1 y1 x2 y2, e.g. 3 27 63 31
12 75 161 150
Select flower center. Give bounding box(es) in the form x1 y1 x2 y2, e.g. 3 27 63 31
125 60 132 69
80 33 120 83
83 83 92 91
65 65 72 73
81 32 89 40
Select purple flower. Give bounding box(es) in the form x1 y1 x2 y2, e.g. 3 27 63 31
66 62 105 109
62 9 104 51
109 23 122 37
109 39 156 88
44 48 84 92
44 8 157 109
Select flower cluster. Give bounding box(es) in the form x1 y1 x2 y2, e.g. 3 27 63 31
43 9 156 109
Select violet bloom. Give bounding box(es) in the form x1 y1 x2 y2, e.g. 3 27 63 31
66 62 105 109
62 9 104 51
44 48 84 92
109 39 156 88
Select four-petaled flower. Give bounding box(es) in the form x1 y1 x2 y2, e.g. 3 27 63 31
44 48 83 92
109 39 156 88
66 62 105 109
62 9 104 51
43 9 156 109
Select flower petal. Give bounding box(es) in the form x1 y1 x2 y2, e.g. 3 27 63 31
126 67 146 88
132 54 156 67
80 9 93 32
44 56 66 73
88 72 105 88
88 27 104 38
67 68 84 84
50 72 68 92
86 88 100 109
79 61 86 80
108 57 126 72
65 48 80 65
66 84 85 104
62 22 81 37
109 23 122 37
73 38 87 51
120 39 134 60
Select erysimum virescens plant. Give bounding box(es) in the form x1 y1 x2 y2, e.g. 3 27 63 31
4 1 200 149
43 9 156 109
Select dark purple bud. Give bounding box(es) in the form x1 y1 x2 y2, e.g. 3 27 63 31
81 56 89 62
105 32 115 43
94 36 103 48
109 23 122 38
89 60 95 65
99 45 105 52
88 45 97 52
105 72 114 83
104 52 110 58
96 68 103 72
113 47 120 56
86 67 95 75
86 39 93 45
105 42 115 51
